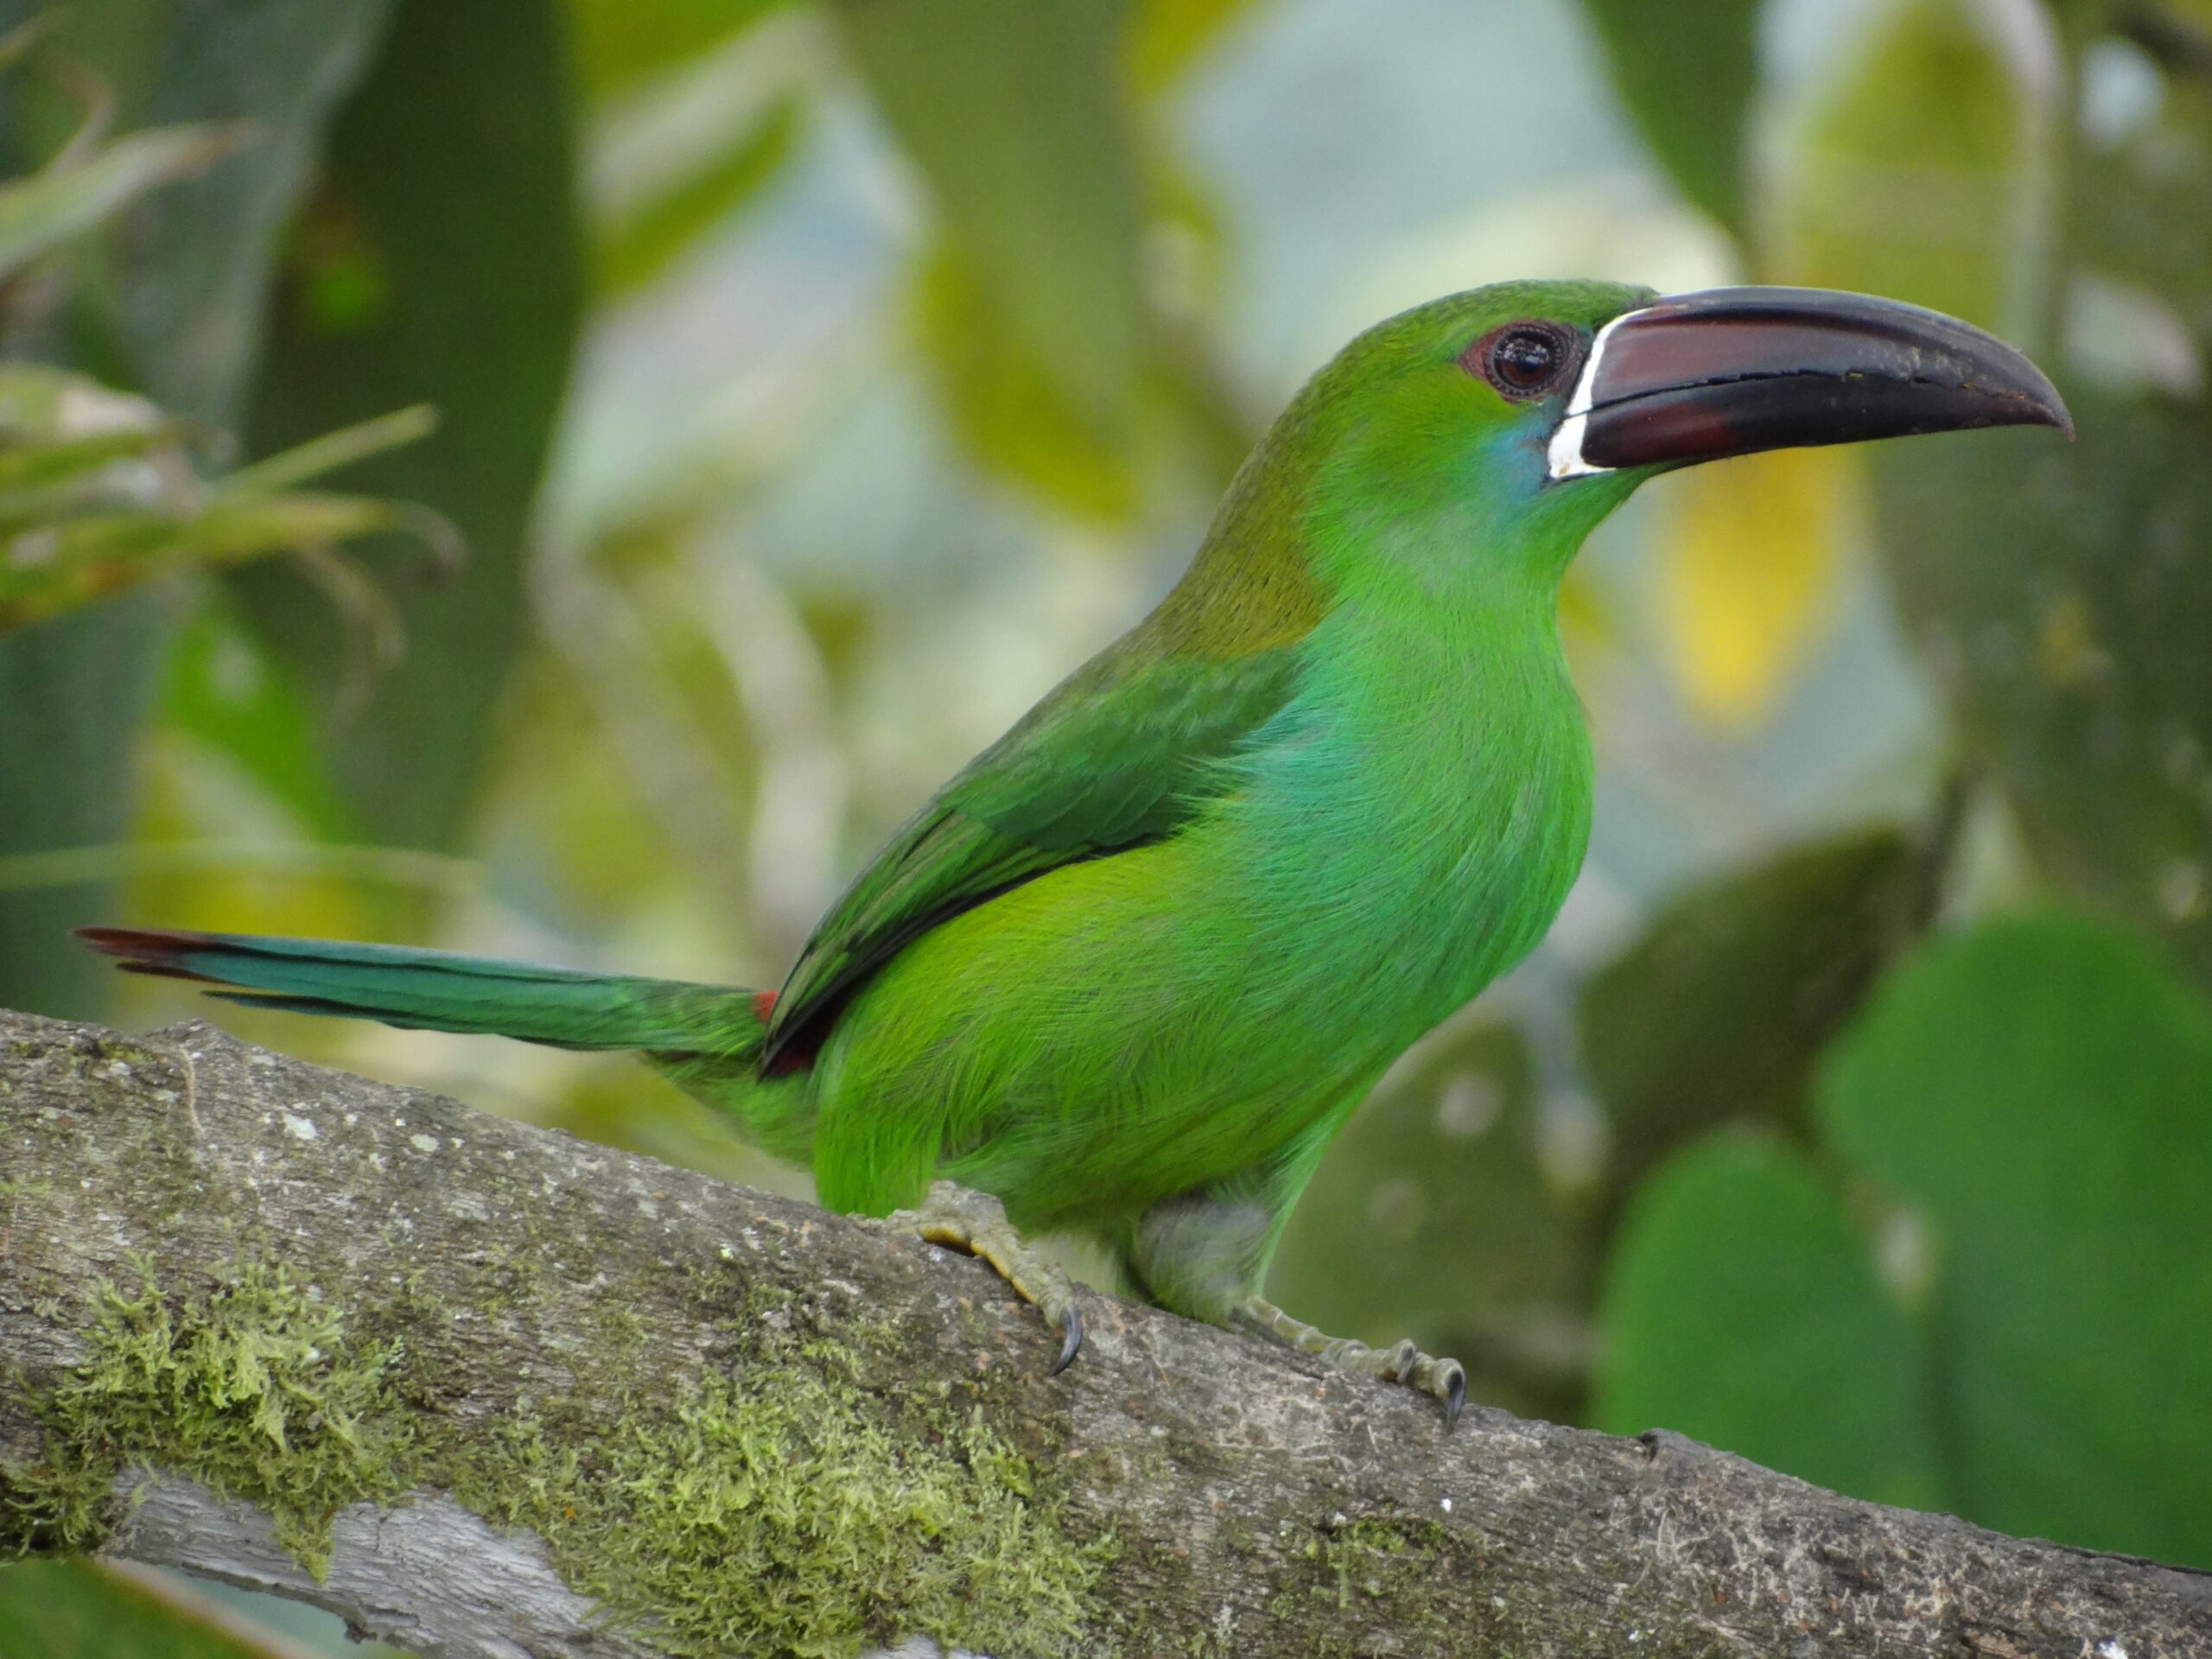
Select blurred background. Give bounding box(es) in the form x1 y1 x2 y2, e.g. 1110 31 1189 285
3 0 2210 1650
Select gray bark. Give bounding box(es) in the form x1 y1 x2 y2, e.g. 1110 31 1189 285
2 1006 2209 1659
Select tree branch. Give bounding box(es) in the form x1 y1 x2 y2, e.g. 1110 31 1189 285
1 1008 2207 1658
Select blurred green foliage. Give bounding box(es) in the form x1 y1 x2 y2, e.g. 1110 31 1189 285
1825 912 2212 1566
1596 1135 1942 1511
1567 0 2212 1582
5 0 2212 1649
232 0 583 858
0 1560 308 1657
1578 0 1759 238
1576 823 1928 1211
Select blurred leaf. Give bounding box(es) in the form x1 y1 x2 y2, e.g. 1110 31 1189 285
1126 0 1260 94
0 119 245 280
0 359 170 462
233 0 585 855
1576 0 1759 240
915 238 1137 520
159 597 352 839
0 0 391 1019
1821 911 2212 1565
2073 62 2212 343
1579 825 1923 1207
0 597 163 1016
831 0 1147 489
0 375 442 631
596 92 799 293
0 491 442 629
1268 1021 1596 1422
221 401 435 497
1650 446 1864 728
568 0 789 103
49 0 395 423
1776 0 2054 336
0 1560 308 1659
1594 1135 1942 1510
1873 388 2212 982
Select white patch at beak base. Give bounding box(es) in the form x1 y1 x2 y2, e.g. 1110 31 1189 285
1546 310 1632 481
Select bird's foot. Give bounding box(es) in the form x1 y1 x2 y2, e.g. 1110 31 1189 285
1238 1294 1465 1427
874 1180 1084 1375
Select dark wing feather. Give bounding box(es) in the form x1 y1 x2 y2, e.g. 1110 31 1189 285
760 644 1303 1065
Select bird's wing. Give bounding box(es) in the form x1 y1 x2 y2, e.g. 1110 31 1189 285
760 641 1303 1065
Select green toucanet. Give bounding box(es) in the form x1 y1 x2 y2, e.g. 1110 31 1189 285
85 281 2068 1420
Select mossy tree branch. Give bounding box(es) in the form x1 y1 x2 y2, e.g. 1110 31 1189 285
2 1008 2209 1659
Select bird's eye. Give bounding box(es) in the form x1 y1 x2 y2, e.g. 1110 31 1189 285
1465 322 1578 401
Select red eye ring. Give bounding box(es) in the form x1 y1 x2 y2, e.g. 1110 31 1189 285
1462 321 1580 402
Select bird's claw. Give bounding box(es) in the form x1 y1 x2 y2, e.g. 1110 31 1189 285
1239 1296 1466 1427
1380 1338 1466 1427
874 1180 1084 1376
1051 1300 1084 1376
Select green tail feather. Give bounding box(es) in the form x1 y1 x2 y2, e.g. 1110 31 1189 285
77 927 768 1058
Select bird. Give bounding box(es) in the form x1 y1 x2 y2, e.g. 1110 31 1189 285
83 281 2069 1422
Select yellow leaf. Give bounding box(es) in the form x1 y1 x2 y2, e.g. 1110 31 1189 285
1652 447 1866 730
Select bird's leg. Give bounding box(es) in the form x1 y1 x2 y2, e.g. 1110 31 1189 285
1121 1137 1468 1426
1234 1295 1466 1425
873 1179 1084 1374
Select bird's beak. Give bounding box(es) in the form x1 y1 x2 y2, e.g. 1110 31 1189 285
1547 286 2072 480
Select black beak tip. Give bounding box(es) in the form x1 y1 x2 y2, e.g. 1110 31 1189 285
1995 356 2073 442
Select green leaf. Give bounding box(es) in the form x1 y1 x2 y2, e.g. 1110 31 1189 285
1576 0 1759 240
0 0 393 1020
1579 825 1922 1208
159 596 353 841
914 237 1138 521
2070 54 2212 343
219 403 436 499
830 0 1147 485
1774 0 2055 337
0 373 442 632
568 0 789 103
232 0 585 855
0 361 171 474
596 93 800 293
1268 1020 1597 1422
1820 911 2212 1566
0 1560 305 1659
0 492 444 630
1595 1135 1942 1510
1126 0 1261 94
0 596 164 1017
1872 388 2212 983
0 120 243 280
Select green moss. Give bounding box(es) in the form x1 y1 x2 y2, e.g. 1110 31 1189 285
2 1262 417 1573
461 1313 1107 1659
1262 1515 1477 1656
3 1258 1108 1656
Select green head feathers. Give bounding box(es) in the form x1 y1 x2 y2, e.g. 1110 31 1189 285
1220 276 2069 605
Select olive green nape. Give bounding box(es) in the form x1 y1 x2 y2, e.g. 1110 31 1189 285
1147 276 1658 661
